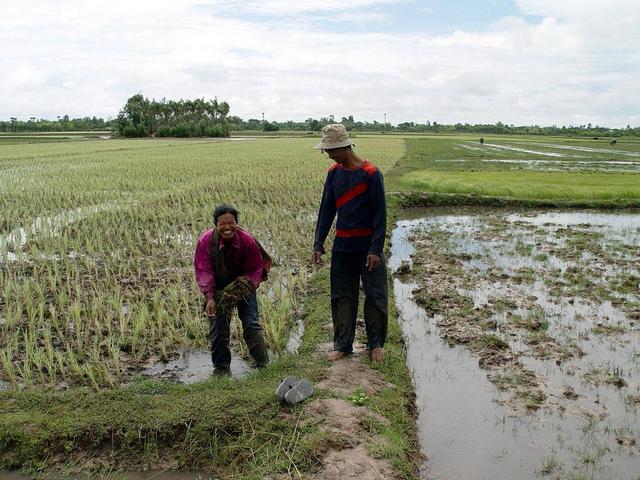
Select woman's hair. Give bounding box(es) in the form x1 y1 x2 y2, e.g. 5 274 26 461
213 204 239 224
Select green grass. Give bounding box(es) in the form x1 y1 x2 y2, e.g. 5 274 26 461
0 135 420 477
397 170 640 200
0 271 421 477
0 136 404 388
386 135 640 206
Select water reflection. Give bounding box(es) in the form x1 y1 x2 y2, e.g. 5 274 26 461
391 207 640 480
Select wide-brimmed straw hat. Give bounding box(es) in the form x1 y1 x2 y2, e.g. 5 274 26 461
314 124 353 150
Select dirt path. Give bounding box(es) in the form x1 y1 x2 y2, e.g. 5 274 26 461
296 321 400 479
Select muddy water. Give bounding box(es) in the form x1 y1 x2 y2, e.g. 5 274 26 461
391 207 640 480
141 349 252 381
141 318 305 382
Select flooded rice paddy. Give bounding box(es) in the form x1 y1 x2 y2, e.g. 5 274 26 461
390 207 640 480
454 141 640 173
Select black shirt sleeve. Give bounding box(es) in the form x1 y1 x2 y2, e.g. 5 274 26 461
367 170 387 256
313 172 337 254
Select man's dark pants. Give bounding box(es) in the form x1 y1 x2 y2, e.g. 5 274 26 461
330 251 388 353
209 291 268 369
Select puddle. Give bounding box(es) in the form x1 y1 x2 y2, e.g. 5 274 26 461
285 318 305 353
391 207 640 479
141 316 305 383
394 278 544 479
482 143 569 157
141 349 251 381
536 143 640 158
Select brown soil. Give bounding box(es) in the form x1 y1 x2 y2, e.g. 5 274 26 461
312 444 394 479
304 344 399 479
316 355 394 396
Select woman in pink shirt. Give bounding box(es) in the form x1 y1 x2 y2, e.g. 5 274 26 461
194 204 269 375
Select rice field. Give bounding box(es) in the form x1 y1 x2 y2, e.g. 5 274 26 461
388 135 640 202
0 136 404 389
3 131 640 476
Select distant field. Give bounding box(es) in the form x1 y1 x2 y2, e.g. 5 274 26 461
0 131 111 145
387 135 640 203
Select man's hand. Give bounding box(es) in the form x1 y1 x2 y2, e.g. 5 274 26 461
366 254 381 272
312 251 324 267
205 298 216 317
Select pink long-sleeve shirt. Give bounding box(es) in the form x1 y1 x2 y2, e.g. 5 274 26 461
194 228 264 300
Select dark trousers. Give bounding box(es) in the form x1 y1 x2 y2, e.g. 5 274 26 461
330 251 388 353
209 291 268 369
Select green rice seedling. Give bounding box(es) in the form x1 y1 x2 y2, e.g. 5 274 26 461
65 348 84 383
0 348 18 387
0 136 403 386
216 278 255 318
54 350 68 383
259 285 297 353
16 357 33 386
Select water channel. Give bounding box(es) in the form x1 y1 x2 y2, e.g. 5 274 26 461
389 207 640 480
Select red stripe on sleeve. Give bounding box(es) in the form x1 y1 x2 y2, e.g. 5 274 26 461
336 182 368 208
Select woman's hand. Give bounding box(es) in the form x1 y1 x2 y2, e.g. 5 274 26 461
205 298 216 317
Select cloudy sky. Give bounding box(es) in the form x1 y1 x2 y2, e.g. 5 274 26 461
1 0 639 127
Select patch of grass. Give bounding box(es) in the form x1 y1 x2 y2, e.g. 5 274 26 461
540 454 560 475
583 366 628 388
386 136 640 207
624 394 640 408
592 323 627 335
397 170 640 201
512 267 537 284
511 307 549 331
363 273 423 479
0 357 324 476
472 333 509 351
0 270 421 478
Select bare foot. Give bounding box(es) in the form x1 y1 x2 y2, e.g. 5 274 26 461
327 351 349 361
369 347 384 363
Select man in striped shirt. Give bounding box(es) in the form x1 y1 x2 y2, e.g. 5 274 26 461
312 124 388 363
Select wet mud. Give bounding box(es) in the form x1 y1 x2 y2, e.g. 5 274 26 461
391 206 640 479
141 317 306 382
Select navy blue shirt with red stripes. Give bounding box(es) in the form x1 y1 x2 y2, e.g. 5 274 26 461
313 160 386 256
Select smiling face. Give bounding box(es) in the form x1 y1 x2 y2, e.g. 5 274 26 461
216 212 238 241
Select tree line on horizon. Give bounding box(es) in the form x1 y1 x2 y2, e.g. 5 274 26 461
2 95 639 137
115 94 231 138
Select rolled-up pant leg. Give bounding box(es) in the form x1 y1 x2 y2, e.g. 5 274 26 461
360 254 388 350
330 251 360 353
237 291 269 367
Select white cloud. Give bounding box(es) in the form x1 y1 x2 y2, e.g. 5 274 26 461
0 0 638 127
212 0 401 15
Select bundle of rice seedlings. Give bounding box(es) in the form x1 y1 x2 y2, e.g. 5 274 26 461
215 277 255 317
